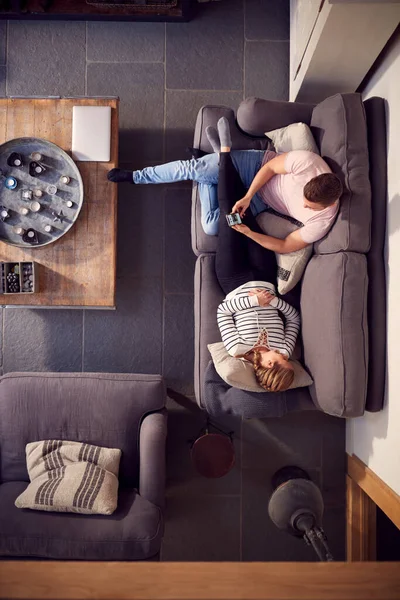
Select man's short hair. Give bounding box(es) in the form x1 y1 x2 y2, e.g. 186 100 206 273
303 173 343 207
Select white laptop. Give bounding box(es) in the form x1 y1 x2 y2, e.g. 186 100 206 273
72 106 112 162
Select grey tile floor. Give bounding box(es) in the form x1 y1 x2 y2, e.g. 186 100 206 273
0 0 345 560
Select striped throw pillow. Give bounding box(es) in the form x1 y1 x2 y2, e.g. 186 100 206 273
256 211 313 295
15 440 121 515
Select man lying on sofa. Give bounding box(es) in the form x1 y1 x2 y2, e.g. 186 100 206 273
107 117 343 254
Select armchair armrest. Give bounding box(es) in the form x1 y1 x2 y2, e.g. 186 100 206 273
139 409 168 509
237 97 316 137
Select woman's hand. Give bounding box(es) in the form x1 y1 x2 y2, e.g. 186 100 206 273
231 196 251 217
232 223 252 236
249 288 275 307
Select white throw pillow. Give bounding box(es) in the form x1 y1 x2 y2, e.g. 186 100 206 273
265 122 319 154
15 440 121 515
208 342 313 393
256 211 313 294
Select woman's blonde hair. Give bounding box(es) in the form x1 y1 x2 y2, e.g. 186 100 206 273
251 350 294 392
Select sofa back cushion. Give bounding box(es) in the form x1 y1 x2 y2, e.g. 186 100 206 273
301 253 368 417
310 93 371 254
0 372 165 485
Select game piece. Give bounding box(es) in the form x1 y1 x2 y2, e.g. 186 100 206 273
4 176 17 189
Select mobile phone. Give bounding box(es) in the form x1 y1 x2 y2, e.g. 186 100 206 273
226 213 242 227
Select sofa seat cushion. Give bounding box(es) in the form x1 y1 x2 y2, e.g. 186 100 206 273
203 361 315 419
0 481 162 560
301 253 368 417
192 105 269 256
310 93 371 254
194 254 224 407
208 342 313 393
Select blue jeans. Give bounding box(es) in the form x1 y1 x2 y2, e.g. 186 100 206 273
133 150 267 235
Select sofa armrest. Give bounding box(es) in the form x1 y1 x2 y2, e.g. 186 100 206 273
237 97 316 136
139 409 168 510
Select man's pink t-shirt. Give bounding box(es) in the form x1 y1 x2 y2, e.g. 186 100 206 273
258 150 339 244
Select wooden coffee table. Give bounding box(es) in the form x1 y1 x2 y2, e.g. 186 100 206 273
0 97 118 308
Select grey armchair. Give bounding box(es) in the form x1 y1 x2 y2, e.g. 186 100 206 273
0 372 167 561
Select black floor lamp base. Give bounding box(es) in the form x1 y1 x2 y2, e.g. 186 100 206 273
268 466 334 561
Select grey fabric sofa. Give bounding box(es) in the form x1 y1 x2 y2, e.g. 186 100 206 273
0 372 167 560
192 94 387 419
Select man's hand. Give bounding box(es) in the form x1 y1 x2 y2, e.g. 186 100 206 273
249 288 275 307
231 196 251 217
232 223 251 236
244 228 310 254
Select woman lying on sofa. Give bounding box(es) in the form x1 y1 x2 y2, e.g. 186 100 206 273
213 120 300 393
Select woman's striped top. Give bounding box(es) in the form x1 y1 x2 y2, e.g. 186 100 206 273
217 280 300 358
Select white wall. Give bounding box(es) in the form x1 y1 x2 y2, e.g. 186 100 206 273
346 33 400 495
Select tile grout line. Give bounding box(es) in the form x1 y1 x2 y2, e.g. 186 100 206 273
5 20 9 97
86 60 165 65
81 310 85 372
1 306 5 372
243 0 246 101
165 88 243 93
164 292 195 297
240 416 244 561
161 22 167 379
244 38 290 43
240 5 245 564
84 21 88 96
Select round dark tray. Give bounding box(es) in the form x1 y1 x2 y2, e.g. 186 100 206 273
0 137 84 248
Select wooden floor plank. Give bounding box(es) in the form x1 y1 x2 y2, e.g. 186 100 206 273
1 562 400 600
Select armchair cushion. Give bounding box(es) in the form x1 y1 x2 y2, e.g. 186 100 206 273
0 372 165 486
0 481 162 560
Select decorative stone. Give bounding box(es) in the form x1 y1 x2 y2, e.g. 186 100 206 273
7 152 23 168
19 206 29 216
60 175 70 184
22 228 39 245
31 152 42 161
22 189 33 200
0 206 10 220
29 161 46 177
46 184 57 195
52 210 65 223
33 189 43 198
29 200 41 213
4 176 17 190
